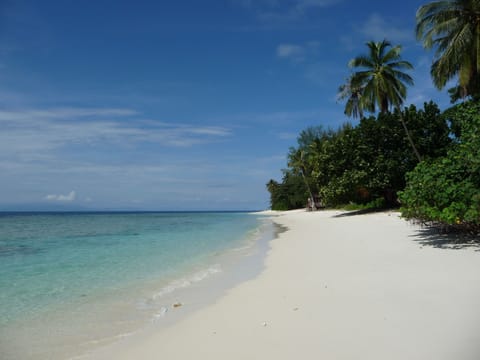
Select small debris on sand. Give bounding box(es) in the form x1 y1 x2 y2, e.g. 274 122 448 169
173 302 182 308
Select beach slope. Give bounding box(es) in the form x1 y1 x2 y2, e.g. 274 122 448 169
91 210 480 360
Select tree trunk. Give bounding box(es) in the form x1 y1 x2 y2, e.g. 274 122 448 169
301 170 317 211
398 109 422 162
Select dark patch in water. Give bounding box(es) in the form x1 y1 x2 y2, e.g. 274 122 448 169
0 244 42 257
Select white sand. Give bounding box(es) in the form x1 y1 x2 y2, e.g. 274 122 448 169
89 210 480 360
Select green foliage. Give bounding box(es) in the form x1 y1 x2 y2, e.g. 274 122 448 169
337 75 366 119
312 103 449 207
403 101 451 159
340 39 422 162
343 197 387 211
399 101 480 231
266 172 308 211
416 0 480 98
267 102 451 210
345 40 414 114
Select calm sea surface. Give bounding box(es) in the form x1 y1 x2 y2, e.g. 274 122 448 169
0 211 268 359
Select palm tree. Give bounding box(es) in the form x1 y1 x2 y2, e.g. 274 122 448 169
346 40 421 161
337 75 370 119
288 148 317 210
348 40 414 113
416 0 480 98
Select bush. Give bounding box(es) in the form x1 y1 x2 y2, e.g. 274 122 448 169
399 101 480 232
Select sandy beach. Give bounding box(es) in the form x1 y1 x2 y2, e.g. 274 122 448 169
89 210 480 360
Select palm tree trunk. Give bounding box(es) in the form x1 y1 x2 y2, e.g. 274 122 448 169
397 108 422 162
477 22 480 74
300 170 317 211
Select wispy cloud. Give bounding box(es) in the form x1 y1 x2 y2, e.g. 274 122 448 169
0 107 232 163
340 13 414 52
277 44 306 61
0 108 138 121
359 13 413 43
276 41 321 63
45 191 76 202
235 0 340 11
225 108 344 130
275 41 344 87
296 0 340 10
1 152 279 209
234 0 343 27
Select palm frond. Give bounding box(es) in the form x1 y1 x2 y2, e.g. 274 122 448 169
416 0 480 94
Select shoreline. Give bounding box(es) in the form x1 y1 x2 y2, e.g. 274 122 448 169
88 209 480 360
1 213 276 360
87 214 280 357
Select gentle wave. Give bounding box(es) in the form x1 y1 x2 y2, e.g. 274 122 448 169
0 212 266 360
152 264 222 300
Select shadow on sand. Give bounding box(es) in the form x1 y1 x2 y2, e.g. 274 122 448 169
332 208 392 218
410 226 480 251
332 209 480 250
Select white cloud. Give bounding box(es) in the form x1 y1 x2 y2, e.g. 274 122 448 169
277 44 305 60
0 107 232 163
339 13 414 53
358 13 413 43
225 107 344 129
0 107 138 122
296 0 341 11
235 0 339 10
45 191 76 202
234 0 343 26
276 41 322 63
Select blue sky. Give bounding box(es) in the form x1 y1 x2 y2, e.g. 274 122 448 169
0 0 451 211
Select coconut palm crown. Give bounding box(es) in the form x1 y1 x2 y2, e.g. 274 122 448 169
337 75 368 119
347 40 414 114
416 0 480 98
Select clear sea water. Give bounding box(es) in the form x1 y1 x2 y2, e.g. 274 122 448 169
0 211 270 359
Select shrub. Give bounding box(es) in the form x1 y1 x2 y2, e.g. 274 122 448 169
399 101 480 232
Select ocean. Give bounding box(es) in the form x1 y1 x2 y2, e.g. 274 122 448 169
0 211 272 359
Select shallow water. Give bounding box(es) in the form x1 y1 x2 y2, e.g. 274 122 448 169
0 212 269 359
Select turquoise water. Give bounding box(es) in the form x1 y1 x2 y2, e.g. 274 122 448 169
0 211 266 359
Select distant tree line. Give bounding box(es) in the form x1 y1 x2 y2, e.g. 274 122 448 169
267 0 480 233
267 101 450 209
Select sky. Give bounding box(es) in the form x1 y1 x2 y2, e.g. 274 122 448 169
0 0 452 211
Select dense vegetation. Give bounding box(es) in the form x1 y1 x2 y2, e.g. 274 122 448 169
267 102 450 210
266 0 480 233
399 101 480 231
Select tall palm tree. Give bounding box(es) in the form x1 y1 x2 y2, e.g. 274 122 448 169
348 40 414 113
346 40 421 161
416 0 480 98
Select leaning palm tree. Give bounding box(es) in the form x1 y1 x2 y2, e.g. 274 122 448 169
337 75 370 119
416 0 480 98
347 40 421 161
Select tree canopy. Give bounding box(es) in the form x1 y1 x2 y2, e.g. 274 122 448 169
266 102 451 210
416 0 480 99
346 40 414 114
399 101 480 231
267 2 480 234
